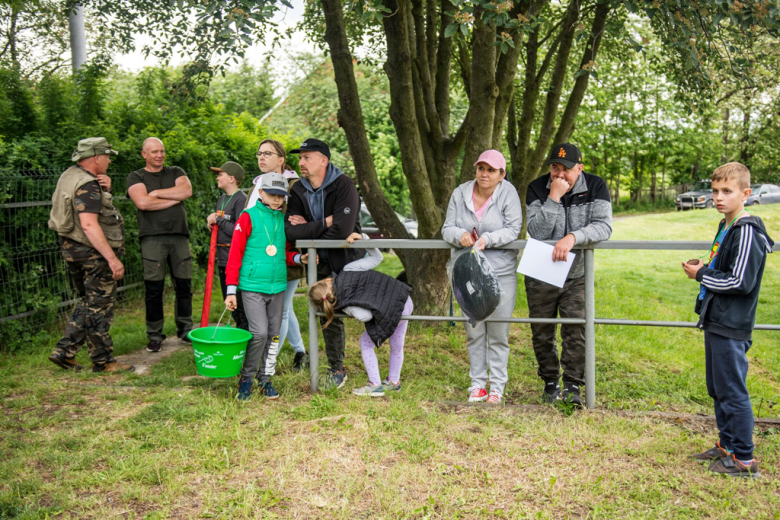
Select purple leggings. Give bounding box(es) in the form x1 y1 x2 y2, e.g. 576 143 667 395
359 297 413 385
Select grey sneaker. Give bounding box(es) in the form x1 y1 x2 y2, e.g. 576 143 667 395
708 454 761 478
352 383 385 397
381 379 402 392
692 442 730 461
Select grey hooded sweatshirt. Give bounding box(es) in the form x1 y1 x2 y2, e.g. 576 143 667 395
442 179 523 276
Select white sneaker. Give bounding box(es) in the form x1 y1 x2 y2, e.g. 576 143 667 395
486 389 502 404
352 383 385 397
468 387 488 402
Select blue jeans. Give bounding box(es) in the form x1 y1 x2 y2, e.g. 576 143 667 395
705 330 754 460
278 279 305 354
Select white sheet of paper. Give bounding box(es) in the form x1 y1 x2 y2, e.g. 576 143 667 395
516 237 576 288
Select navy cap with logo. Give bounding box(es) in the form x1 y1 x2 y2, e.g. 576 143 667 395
259 172 289 197
547 143 583 170
289 138 331 160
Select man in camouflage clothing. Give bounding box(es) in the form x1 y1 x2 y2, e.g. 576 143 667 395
47 137 134 373
525 143 612 406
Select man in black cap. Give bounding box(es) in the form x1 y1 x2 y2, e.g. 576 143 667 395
525 143 612 406
285 138 364 389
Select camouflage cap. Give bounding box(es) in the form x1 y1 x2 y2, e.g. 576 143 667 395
72 137 118 162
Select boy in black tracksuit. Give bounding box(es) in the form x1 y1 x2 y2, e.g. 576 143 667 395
683 162 774 479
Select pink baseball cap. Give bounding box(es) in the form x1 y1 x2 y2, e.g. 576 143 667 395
474 149 506 170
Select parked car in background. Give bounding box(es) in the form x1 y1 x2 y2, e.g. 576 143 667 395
675 180 713 210
746 184 780 206
360 204 418 239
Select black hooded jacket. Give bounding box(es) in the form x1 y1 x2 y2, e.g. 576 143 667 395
333 270 412 346
284 164 364 274
694 215 775 340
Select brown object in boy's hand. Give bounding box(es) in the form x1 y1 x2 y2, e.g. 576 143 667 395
687 259 700 265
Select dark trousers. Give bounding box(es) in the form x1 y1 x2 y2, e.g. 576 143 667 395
218 265 249 330
141 235 193 342
54 257 117 365
144 276 192 341
318 262 345 372
705 330 755 460
525 276 586 386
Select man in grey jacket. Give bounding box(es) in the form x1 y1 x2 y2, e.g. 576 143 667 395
525 143 612 406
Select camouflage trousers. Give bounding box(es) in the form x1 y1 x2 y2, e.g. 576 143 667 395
525 275 585 386
53 256 117 364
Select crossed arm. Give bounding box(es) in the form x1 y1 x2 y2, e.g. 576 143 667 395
127 176 192 211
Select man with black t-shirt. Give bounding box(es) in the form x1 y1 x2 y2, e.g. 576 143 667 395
127 137 194 352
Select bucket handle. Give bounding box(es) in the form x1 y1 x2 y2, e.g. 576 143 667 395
211 306 232 340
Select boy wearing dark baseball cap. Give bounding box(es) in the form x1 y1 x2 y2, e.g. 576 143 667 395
207 161 249 330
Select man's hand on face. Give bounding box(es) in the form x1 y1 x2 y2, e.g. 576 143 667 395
552 234 576 262
549 177 570 203
288 215 308 226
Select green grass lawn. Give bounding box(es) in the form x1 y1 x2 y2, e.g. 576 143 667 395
2 205 780 518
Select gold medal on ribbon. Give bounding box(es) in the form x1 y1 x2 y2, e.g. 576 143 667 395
266 245 277 256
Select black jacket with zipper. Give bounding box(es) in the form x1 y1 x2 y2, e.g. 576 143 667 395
284 172 364 274
694 215 774 340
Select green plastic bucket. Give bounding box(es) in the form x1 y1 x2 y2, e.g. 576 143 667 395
188 326 252 378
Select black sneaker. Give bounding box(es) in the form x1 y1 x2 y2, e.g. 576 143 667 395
48 352 83 371
562 382 584 407
146 340 162 353
692 442 730 461
543 380 561 403
708 454 761 478
180 334 192 344
292 352 308 372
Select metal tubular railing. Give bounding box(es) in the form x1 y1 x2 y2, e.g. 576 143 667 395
298 239 780 407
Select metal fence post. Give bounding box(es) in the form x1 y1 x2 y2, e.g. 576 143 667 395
307 247 319 392
584 248 596 408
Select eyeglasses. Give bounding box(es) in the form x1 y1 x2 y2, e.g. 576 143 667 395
256 151 281 158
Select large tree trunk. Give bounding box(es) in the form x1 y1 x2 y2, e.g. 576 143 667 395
509 1 611 226
721 107 729 163
320 0 525 314
740 99 751 169
320 0 452 314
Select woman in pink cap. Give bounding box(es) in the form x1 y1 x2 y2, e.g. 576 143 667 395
441 149 522 404
247 139 309 372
